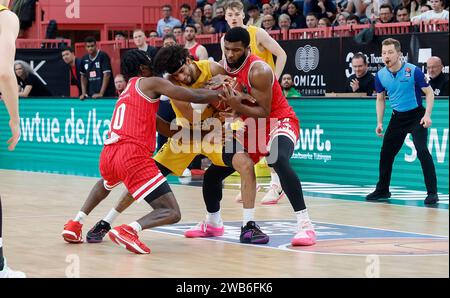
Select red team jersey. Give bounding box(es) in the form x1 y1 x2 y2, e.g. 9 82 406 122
99 77 167 202
188 42 201 61
224 54 300 162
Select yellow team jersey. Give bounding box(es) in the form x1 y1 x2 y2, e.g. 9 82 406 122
171 60 215 127
247 25 275 70
0 4 8 11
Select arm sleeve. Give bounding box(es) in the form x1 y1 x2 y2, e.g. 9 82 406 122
374 73 385 93
414 67 429 88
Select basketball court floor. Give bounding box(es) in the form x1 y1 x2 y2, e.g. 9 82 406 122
0 169 448 278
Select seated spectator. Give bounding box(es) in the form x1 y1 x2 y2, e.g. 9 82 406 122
397 0 422 19
426 56 449 96
333 12 350 26
345 53 374 96
347 14 361 24
133 29 157 60
202 4 214 32
278 13 292 30
281 74 302 98
412 0 449 22
377 4 395 23
163 34 177 47
262 14 280 30
114 31 126 41
157 5 182 37
149 30 159 38
173 26 184 39
193 6 204 23
304 0 337 20
61 46 82 96
285 2 307 28
114 74 126 96
247 4 264 27
211 6 228 33
420 4 432 14
395 5 411 22
262 2 277 18
162 25 174 37
306 12 319 28
180 3 196 29
14 60 52 97
318 17 331 27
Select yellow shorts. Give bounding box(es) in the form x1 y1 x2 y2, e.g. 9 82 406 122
154 137 226 176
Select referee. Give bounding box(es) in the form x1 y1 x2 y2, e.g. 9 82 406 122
366 38 439 205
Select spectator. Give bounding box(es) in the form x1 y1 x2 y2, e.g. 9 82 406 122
173 26 183 39
395 5 411 22
163 34 177 47
281 74 302 97
262 3 276 16
262 14 280 30
114 74 126 96
278 13 292 30
378 4 395 23
202 4 214 33
163 25 174 37
193 7 204 23
285 2 307 28
180 3 196 29
157 5 182 37
149 30 159 38
247 4 264 27
420 4 432 14
318 17 332 27
397 0 423 19
184 24 209 61
306 12 319 28
79 36 115 100
304 0 338 19
345 53 375 96
412 0 449 22
211 6 228 33
347 14 361 24
345 0 371 18
426 56 449 96
133 29 157 60
114 31 126 41
61 46 82 96
334 12 349 26
14 60 52 97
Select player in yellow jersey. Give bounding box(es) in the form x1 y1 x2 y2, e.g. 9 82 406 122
62 46 269 245
222 0 287 205
0 0 25 278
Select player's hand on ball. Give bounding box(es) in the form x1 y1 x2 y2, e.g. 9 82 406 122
375 123 384 137
203 74 234 90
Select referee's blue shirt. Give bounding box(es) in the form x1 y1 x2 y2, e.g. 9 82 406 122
375 62 429 112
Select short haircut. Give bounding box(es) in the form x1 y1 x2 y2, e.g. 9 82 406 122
380 4 393 12
395 4 410 13
162 4 172 10
173 25 183 31
306 12 318 19
180 3 191 10
351 52 368 64
84 36 96 44
163 33 176 42
247 4 259 12
133 28 145 35
224 27 250 48
278 14 291 23
347 14 360 23
382 38 401 52
224 0 244 12
184 24 197 33
61 46 74 53
282 73 292 79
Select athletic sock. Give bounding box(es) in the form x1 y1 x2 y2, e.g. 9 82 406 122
243 208 255 227
74 211 87 224
103 209 120 224
295 209 312 229
206 211 223 226
129 222 142 233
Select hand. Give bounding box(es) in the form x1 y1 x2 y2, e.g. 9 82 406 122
218 83 242 111
317 1 326 12
375 123 383 137
203 74 234 90
7 119 20 151
350 79 360 92
420 115 432 128
79 94 88 101
92 93 104 99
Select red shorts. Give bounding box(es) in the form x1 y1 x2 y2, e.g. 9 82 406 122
246 117 299 164
99 143 167 203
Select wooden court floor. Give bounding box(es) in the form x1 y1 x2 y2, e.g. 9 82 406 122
0 169 448 278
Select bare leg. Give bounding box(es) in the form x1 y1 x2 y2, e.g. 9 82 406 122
80 179 111 215
232 152 256 209
136 192 181 230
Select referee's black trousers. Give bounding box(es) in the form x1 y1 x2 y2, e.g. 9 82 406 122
376 106 438 194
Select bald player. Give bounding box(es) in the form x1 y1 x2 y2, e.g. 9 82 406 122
0 0 25 278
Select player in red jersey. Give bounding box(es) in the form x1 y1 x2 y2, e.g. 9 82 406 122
195 27 317 246
62 50 222 254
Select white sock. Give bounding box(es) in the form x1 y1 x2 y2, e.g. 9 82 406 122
74 211 87 223
206 211 222 226
243 208 255 227
103 208 120 224
295 209 312 228
270 171 281 189
129 221 142 233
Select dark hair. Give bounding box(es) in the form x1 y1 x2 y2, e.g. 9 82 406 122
162 4 172 10
121 49 153 81
395 4 410 13
247 4 259 12
84 36 97 44
347 14 360 23
180 3 191 10
61 46 74 53
153 45 190 75
351 52 368 64
173 25 183 31
184 24 197 33
224 27 250 48
306 12 318 19
163 33 176 42
380 4 393 12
